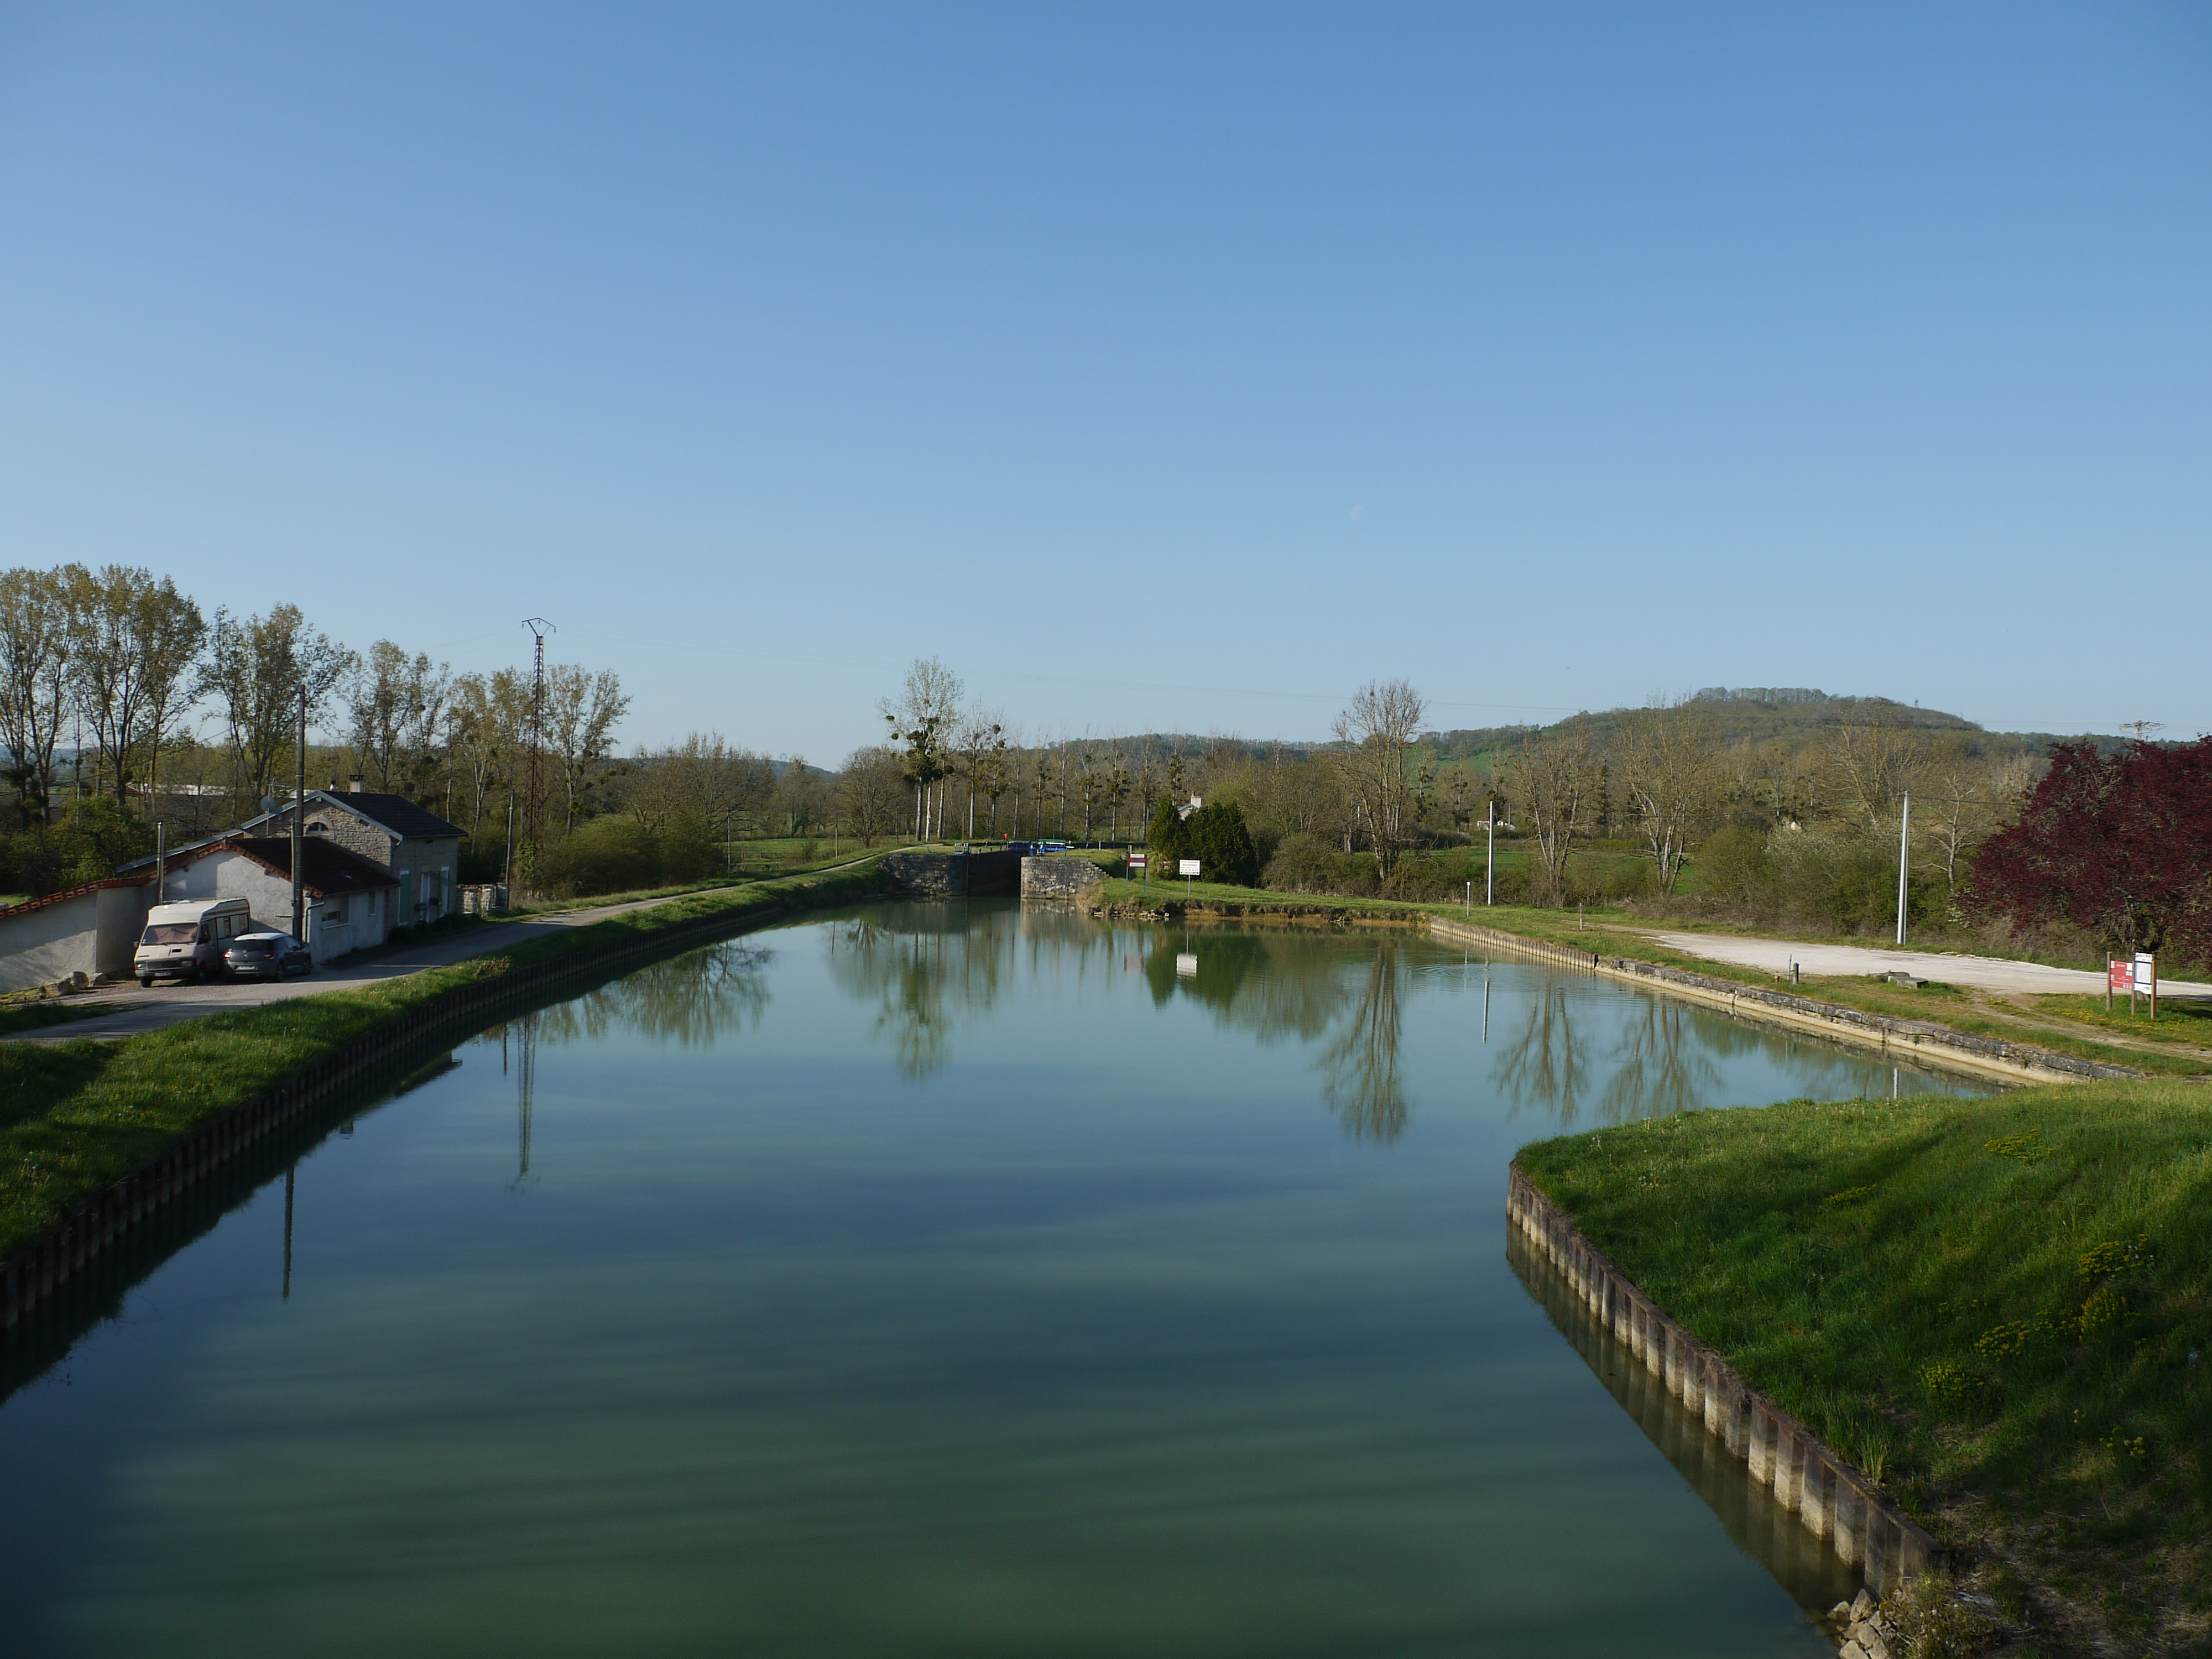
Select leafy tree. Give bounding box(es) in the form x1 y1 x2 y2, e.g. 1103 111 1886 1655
1145 797 1192 865
1969 738 2212 962
1186 800 1259 886
544 663 630 833
62 565 205 806
0 567 73 826
346 641 451 793
199 604 353 816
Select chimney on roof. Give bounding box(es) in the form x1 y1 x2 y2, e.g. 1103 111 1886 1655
347 774 364 794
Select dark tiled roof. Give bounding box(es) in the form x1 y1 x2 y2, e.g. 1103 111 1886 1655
227 838 400 897
242 791 466 841
317 791 465 839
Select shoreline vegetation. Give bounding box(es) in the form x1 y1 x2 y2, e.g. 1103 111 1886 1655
0 861 888 1262
1071 868 2211 1080
1515 1088 2212 1657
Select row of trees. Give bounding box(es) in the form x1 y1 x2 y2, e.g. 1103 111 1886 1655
0 564 643 899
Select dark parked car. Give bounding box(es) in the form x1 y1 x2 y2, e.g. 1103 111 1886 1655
222 932 313 981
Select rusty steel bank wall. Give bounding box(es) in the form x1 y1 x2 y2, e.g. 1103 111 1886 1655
1509 1164 1943 1595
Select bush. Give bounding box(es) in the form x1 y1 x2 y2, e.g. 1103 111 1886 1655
1261 834 1375 896
537 812 725 899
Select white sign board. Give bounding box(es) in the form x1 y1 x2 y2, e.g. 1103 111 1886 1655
2135 952 2156 992
1178 859 1201 877
1175 953 1198 978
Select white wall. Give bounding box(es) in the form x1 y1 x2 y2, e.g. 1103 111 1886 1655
0 890 102 993
197 853 392 964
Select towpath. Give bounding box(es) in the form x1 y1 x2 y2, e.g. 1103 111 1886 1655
7 891 744 1046
1636 930 2212 1001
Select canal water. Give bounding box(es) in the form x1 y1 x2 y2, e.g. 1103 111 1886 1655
0 902 1987 1657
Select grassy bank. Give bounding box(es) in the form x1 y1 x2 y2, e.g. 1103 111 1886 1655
0 862 886 1261
1517 1085 2212 1654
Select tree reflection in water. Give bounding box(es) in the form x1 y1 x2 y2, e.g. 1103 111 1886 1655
497 942 774 1052
1317 942 1408 1141
1491 980 1596 1125
827 910 1013 1082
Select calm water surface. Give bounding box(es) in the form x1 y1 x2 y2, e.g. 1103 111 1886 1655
0 901 1987 1656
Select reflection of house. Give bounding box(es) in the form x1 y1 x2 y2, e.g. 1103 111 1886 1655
142 837 398 963
247 783 465 926
0 877 155 992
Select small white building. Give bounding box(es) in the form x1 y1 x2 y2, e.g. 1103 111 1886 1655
0 877 156 993
149 836 401 964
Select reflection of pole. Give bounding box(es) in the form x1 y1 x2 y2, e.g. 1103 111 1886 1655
1482 971 1490 1043
282 1164 295 1301
514 1015 536 1185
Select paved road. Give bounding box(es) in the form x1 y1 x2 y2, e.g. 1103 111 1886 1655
1637 930 2212 1001
6 891 724 1045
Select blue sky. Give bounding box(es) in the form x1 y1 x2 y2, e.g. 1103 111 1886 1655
2 4 2206 758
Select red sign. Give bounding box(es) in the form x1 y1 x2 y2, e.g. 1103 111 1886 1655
2109 959 2133 993
1128 852 1147 869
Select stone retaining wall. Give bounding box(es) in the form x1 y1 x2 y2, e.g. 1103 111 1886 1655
881 850 1022 896
1509 1163 1943 1597
1428 915 2138 1086
1020 857 1104 899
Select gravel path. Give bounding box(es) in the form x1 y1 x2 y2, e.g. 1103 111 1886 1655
1637 930 2212 1001
4 891 727 1046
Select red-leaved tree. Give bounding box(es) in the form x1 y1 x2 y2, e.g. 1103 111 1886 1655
1968 738 2212 962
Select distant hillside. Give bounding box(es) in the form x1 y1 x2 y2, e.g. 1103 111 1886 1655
1022 696 2120 773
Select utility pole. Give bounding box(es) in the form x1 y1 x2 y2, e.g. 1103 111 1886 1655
290 684 307 943
1894 792 1911 947
520 619 554 896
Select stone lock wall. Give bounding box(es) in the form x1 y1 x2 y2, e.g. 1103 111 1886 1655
1020 857 1104 900
881 849 1022 897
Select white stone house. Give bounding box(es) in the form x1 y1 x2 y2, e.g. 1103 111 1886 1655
247 785 467 928
144 836 400 964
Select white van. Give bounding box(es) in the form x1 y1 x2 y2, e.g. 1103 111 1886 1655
135 898 256 986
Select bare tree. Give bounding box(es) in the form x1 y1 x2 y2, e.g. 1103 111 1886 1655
952 705 1005 838
1616 701 1723 894
1326 679 1427 877
1926 754 2037 895
544 664 630 832
62 565 206 807
1825 705 1928 828
199 604 353 815
881 658 963 840
1505 718 1596 902
347 641 452 793
838 745 907 846
0 567 74 826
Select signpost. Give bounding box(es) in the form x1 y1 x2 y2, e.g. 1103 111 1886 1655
1179 858 1199 899
2136 951 2158 1020
2108 957 2130 1013
1129 849 1148 885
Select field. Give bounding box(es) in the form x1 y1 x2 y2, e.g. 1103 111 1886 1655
1516 1085 2212 1655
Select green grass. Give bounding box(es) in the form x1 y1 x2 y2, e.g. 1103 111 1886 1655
1516 1085 2212 1651
2030 994 2212 1049
0 864 886 1261
0 999 122 1039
